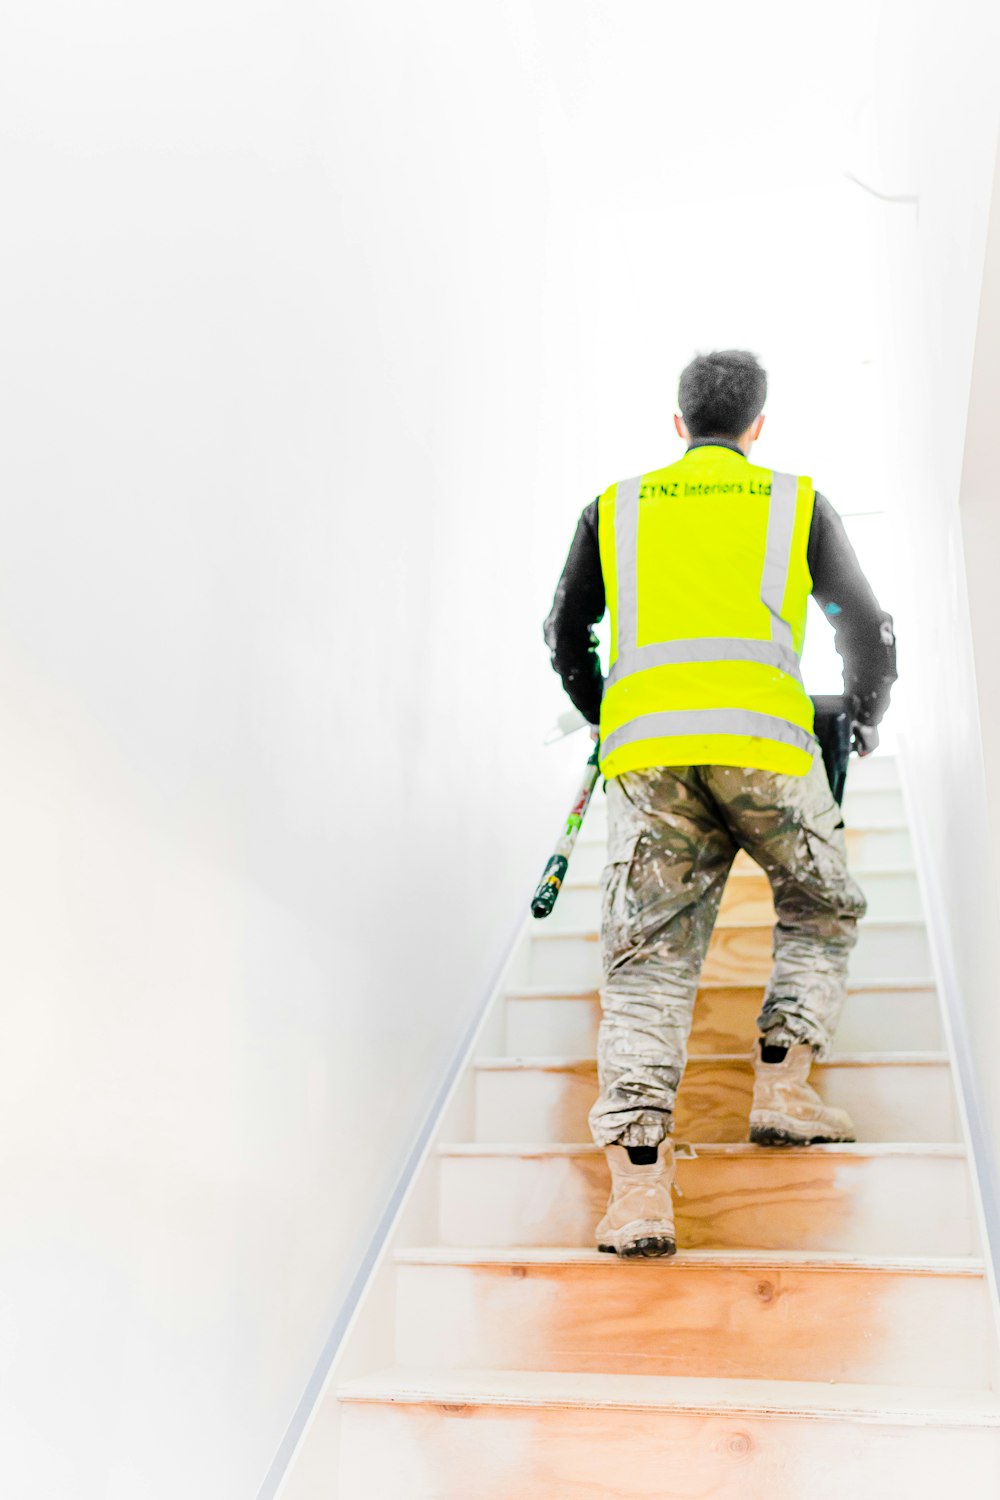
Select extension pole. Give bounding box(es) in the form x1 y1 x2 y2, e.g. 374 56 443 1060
531 740 601 918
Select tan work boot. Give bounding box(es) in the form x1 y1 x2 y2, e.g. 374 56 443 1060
595 1140 677 1257
749 1041 856 1146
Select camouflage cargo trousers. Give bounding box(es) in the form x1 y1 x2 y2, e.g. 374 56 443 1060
588 752 868 1149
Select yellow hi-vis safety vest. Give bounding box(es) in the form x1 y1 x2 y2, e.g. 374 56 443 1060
597 445 818 780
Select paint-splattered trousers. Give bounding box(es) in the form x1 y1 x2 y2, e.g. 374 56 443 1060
588 752 868 1149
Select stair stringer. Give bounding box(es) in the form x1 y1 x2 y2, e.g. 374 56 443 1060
897 732 1000 1387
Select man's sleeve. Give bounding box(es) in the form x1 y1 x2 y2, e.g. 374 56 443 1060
543 500 605 725
808 492 897 727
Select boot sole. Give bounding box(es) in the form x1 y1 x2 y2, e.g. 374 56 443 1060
749 1123 856 1147
596 1229 676 1258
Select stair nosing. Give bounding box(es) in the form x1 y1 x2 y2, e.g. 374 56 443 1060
505 978 938 998
562 863 920 890
394 1246 986 1276
474 1050 950 1071
337 1367 1000 1425
439 1140 966 1159
533 917 928 940
579 820 911 842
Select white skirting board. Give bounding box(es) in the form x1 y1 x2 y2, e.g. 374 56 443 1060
256 891 535 1500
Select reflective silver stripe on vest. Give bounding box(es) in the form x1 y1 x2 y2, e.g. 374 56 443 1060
604 636 802 688
602 709 817 760
761 471 799 653
612 475 641 659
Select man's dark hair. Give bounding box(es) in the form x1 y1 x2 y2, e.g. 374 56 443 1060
678 350 767 439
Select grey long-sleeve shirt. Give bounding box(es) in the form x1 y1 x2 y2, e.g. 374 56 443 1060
544 442 897 728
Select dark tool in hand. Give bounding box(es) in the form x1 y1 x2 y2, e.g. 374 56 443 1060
811 694 854 806
531 740 601 918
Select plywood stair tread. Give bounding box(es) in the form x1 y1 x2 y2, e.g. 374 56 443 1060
339 1367 1000 1425
396 1245 985 1274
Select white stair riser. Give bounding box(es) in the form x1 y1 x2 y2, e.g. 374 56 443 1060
473 1061 958 1145
395 1261 990 1389
572 824 914 881
585 786 906 839
438 1152 976 1256
842 789 907 826
505 986 944 1056
339 1400 1000 1500
841 755 900 789
527 924 932 988
547 869 922 930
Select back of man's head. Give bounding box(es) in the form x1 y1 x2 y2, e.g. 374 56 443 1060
678 350 767 439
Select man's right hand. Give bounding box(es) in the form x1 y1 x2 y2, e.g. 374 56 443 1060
851 722 879 757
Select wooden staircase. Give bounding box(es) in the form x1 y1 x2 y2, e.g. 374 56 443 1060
335 755 1000 1497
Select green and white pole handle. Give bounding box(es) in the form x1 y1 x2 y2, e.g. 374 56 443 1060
531 740 601 918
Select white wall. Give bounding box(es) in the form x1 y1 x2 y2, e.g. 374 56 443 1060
0 6 579 1496
861 2 1000 1250
0 2 947 1496
955 146 1000 1252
